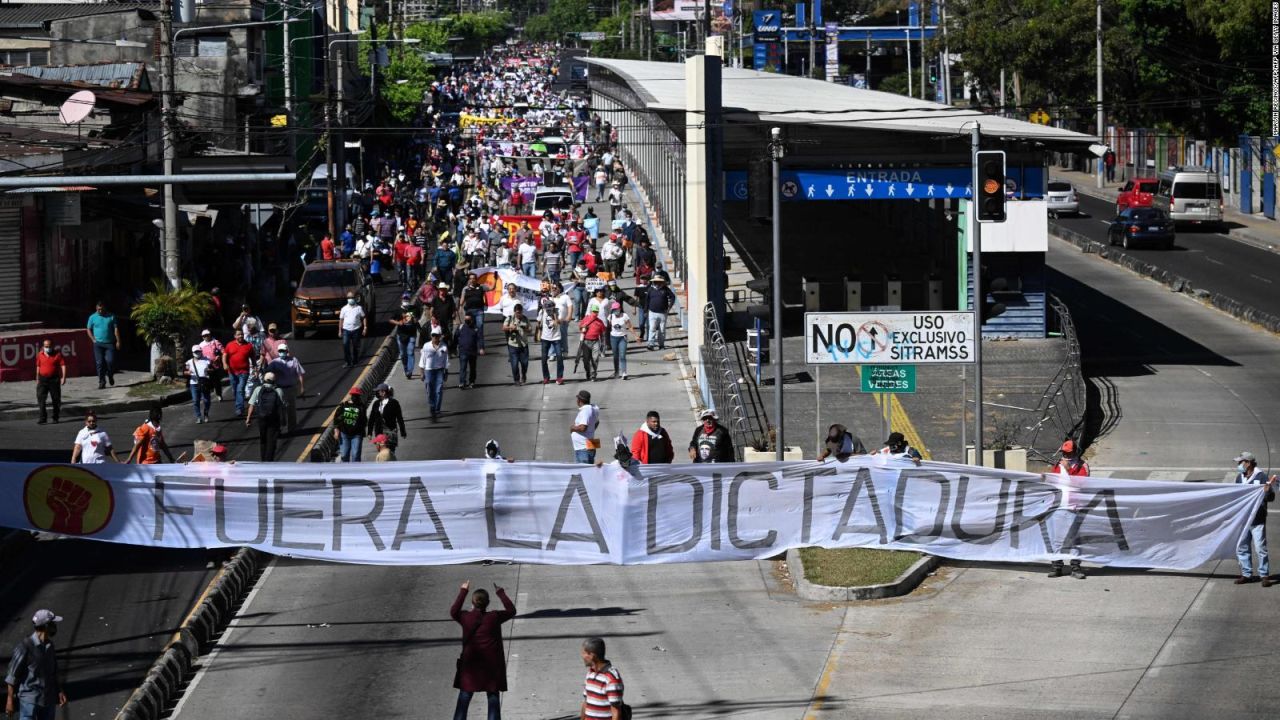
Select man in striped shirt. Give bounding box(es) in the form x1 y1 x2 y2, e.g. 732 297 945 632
580 637 625 719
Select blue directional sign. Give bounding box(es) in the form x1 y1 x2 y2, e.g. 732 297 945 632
724 167 1045 202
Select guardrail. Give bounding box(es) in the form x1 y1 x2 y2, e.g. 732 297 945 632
1016 294 1086 463
700 302 754 461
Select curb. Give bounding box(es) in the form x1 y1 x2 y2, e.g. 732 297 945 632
0 387 190 422
114 547 267 720
1049 224 1280 335
300 333 398 463
787 548 939 602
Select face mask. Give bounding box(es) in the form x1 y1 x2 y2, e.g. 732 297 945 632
45 624 57 637
348 298 357 306
280 351 289 357
43 347 53 355
1239 463 1248 473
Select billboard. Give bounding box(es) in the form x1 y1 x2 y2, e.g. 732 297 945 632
652 0 727 22
753 9 781 42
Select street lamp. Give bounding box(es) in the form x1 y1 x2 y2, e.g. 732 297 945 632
324 37 420 239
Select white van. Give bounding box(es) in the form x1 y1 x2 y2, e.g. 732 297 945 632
1153 166 1223 227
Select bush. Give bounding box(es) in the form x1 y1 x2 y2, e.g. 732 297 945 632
129 279 213 376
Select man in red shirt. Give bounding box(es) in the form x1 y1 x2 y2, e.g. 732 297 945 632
578 311 607 381
319 234 336 261
1050 439 1090 580
34 339 67 425
223 328 257 417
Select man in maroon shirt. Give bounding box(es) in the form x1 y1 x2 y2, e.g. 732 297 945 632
34 339 67 425
223 329 256 417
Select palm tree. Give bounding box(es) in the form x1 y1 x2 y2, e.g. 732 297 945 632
129 279 214 378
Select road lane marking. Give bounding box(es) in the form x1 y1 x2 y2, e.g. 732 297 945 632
169 559 277 719
1250 274 1273 284
1203 256 1224 265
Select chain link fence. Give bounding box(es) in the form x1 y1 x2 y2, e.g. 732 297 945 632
1016 294 1086 464
700 303 757 462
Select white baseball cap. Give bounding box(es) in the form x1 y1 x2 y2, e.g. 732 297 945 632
32 609 62 625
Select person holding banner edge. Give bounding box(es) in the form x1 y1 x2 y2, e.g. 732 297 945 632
1233 451 1278 586
450 581 516 720
1050 439 1090 579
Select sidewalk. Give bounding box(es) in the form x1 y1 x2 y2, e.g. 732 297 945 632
0 370 187 422
1051 167 1280 253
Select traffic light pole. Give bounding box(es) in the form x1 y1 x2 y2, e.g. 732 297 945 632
970 123 983 466
771 127 784 460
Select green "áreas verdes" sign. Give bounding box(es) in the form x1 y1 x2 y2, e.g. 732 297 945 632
861 365 916 393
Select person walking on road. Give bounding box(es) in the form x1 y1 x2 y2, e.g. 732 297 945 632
630 410 674 464
224 329 256 417
372 434 395 462
571 390 600 464
262 323 284 363
607 302 637 380
689 409 735 463
819 424 867 462
127 404 175 464
644 276 676 351
5 608 69 720
1049 439 1090 579
33 339 66 425
71 412 118 463
333 389 368 462
245 372 286 461
391 308 419 379
1233 451 1278 586
420 329 450 421
339 291 367 368
577 309 607 381
184 344 212 424
580 637 626 720
367 383 406 451
502 303 531 385
536 298 565 384
85 300 120 389
450 581 517 720
518 234 538 277
265 343 305 434
456 313 484 389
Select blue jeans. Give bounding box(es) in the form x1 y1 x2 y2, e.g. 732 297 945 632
569 287 587 319
339 432 363 462
559 332 569 361
575 449 596 464
507 345 528 382
425 367 447 415
610 335 628 375
397 334 416 377
466 308 485 334
453 690 500 720
540 339 563 381
189 383 210 419
647 313 667 348
568 250 582 269
1237 522 1270 577
636 305 647 338
229 372 249 414
523 261 537 277
17 701 55 720
93 342 115 384
342 328 363 366
458 354 477 387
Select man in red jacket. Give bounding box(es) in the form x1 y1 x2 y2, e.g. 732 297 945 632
630 410 674 464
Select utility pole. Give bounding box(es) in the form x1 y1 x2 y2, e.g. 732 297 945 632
905 26 912 97
807 13 815 78
324 21 336 241
160 0 179 290
1095 0 1104 189
770 127 784 460
940 0 950 104
970 123 983 465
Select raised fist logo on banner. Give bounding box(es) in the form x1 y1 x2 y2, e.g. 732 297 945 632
23 465 115 536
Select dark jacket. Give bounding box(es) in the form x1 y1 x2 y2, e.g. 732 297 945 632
367 397 406 437
450 587 517 693
646 284 676 314
456 322 483 356
631 426 674 464
689 423 735 463
335 401 367 436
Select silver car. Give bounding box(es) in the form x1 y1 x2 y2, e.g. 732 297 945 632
1046 181 1079 217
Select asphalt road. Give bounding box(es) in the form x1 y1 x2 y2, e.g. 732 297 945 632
1051 193 1280 319
0 279 405 720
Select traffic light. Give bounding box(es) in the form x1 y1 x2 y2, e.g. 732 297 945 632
981 275 1009 324
975 150 1007 223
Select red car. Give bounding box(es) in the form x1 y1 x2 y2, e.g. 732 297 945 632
1116 177 1159 213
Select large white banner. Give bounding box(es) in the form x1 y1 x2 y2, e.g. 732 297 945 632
2 459 1260 569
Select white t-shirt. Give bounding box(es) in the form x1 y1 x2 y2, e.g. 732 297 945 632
499 293 522 318
518 242 538 264
187 357 210 386
571 404 599 450
418 341 450 370
609 312 632 337
538 307 562 342
339 303 366 332
554 293 574 323
74 427 112 463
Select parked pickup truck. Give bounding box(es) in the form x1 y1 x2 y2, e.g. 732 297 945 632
1116 177 1159 213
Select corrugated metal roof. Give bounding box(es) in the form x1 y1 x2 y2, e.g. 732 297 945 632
0 3 156 29
12 62 148 91
585 58 1098 145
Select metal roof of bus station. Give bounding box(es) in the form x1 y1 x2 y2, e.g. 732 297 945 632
584 58 1097 148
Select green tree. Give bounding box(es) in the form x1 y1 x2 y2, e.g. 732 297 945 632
523 0 594 41
130 279 213 375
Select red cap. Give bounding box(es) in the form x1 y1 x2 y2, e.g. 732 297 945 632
1060 440 1076 454
349 388 363 396
211 444 227 454
373 434 388 445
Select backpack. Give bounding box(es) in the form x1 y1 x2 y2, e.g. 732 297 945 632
255 385 283 420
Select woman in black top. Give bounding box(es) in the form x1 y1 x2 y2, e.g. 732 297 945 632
367 383 407 450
